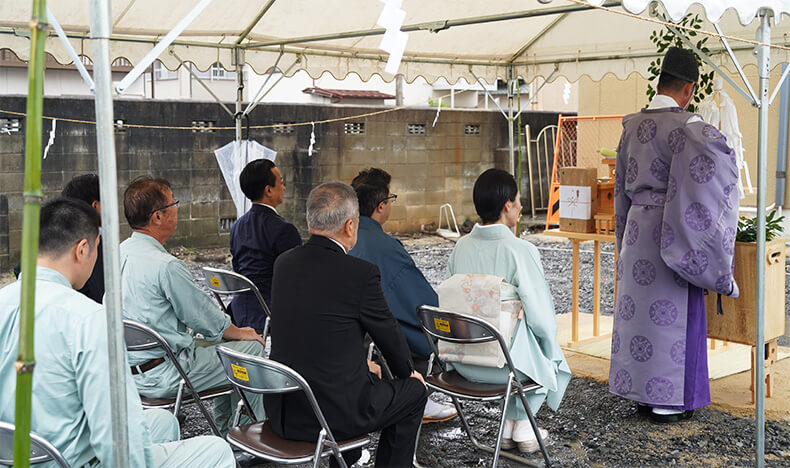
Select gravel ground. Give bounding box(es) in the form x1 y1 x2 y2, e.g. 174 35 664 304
172 233 790 467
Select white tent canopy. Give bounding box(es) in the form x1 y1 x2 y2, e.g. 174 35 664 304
2 1 785 466
1 1 790 86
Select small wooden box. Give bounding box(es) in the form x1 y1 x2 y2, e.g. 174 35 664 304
559 167 598 233
705 239 786 345
597 181 614 215
595 213 615 235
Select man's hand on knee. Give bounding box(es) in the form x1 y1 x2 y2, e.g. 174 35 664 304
409 370 426 387
222 324 266 347
367 360 382 379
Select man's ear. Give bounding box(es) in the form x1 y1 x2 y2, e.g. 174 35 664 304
345 217 355 236
375 201 385 213
74 238 91 263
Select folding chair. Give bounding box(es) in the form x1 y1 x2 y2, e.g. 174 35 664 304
123 320 234 437
0 421 70 467
201 267 272 341
416 305 551 468
215 345 369 468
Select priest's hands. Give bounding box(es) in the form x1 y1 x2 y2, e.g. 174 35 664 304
367 360 382 379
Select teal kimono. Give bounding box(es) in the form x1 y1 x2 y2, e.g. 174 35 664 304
0 267 235 467
120 232 265 435
447 224 571 418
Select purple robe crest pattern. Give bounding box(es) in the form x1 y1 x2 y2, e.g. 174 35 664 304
609 107 739 407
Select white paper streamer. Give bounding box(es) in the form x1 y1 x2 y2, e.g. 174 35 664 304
377 0 408 75
42 119 56 159
308 122 316 156
432 97 442 127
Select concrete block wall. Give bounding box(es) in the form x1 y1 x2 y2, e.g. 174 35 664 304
0 95 563 269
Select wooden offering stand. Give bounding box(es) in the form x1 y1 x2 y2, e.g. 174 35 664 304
594 157 616 235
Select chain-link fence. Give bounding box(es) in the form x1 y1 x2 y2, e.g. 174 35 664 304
546 115 625 227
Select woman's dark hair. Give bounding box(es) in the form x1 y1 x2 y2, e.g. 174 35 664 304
473 168 518 224
240 159 277 202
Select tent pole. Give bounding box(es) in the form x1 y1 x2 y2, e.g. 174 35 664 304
14 0 46 465
507 65 515 176
89 0 129 466
235 47 243 141
755 9 771 468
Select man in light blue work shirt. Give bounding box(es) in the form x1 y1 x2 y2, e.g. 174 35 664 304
0 197 235 467
119 177 266 434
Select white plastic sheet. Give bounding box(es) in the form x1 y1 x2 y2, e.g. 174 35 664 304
214 139 276 219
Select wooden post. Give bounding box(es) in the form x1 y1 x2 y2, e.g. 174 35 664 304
593 240 601 336
571 239 580 343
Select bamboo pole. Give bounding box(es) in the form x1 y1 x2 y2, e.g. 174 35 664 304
516 81 523 237
14 0 47 466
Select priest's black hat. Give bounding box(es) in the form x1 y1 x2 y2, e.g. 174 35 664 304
660 47 699 83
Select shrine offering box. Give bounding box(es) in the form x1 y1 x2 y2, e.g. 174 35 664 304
705 239 786 345
559 167 598 233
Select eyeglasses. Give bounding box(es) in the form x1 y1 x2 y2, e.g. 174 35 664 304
378 193 397 205
148 200 179 217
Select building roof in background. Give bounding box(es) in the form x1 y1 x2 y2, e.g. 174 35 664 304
302 87 395 103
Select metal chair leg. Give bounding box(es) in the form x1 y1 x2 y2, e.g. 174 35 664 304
451 395 545 468
515 387 551 467
173 380 185 415
491 379 514 467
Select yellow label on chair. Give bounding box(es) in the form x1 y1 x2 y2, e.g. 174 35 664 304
231 364 249 381
209 277 221 288
434 318 451 333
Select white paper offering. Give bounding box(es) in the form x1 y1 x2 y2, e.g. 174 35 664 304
214 140 277 219
559 185 592 220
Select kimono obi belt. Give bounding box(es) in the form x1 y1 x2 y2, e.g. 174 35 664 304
630 190 666 208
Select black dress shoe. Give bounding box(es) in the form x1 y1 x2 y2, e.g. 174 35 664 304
636 403 651 416
649 409 694 424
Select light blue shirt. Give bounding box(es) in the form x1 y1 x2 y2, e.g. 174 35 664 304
120 232 230 365
0 267 153 467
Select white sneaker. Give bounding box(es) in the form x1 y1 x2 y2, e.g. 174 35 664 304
501 419 516 449
422 398 457 423
512 420 549 454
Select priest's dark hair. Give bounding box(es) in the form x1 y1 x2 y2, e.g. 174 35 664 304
657 73 692 94
473 168 518 224
351 167 391 217
39 197 101 257
62 173 100 206
240 159 277 202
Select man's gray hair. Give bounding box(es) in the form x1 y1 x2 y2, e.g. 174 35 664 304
306 181 359 234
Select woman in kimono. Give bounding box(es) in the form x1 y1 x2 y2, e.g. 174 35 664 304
447 168 571 452
610 47 739 423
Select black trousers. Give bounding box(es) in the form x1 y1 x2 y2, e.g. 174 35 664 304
330 377 427 468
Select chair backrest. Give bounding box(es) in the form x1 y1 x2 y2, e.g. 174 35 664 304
123 320 179 362
0 421 71 467
417 305 517 370
215 345 335 437
201 267 271 317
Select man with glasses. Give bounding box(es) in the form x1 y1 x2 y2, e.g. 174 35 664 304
349 168 457 424
230 159 302 331
119 176 266 436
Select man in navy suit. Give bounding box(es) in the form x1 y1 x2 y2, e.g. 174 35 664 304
230 159 302 331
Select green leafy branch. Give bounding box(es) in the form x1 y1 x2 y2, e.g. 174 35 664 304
646 13 714 113
735 208 785 243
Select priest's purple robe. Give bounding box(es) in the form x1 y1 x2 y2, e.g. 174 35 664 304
609 106 740 409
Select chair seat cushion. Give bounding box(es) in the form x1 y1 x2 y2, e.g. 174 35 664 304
228 421 369 461
426 370 539 399
140 385 234 407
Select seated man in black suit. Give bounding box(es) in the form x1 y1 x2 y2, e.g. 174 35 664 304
267 181 428 467
230 159 301 330
13 173 104 303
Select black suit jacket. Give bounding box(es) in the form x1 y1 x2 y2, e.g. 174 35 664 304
265 235 414 441
230 204 301 329
13 235 104 304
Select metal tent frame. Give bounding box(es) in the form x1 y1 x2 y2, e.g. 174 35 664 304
9 1 785 466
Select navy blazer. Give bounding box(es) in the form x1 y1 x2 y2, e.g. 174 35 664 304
349 216 437 358
229 204 301 329
266 235 414 441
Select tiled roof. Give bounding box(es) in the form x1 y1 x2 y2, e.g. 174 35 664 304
302 87 395 102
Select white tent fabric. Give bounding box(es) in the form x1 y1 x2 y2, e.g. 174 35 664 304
1 1 789 85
